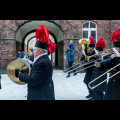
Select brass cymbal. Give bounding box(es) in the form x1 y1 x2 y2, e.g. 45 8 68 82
7 59 30 85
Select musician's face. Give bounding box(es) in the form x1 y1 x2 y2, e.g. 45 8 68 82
115 47 120 52
88 47 94 52
33 47 43 58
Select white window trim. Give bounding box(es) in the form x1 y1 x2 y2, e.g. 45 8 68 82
82 21 97 43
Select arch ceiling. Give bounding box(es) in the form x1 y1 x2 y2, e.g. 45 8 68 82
15 20 64 43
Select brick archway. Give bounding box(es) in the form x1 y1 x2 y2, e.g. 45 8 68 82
15 20 64 69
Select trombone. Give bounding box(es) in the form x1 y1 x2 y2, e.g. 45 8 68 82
64 55 96 73
88 63 120 90
65 50 106 75
71 49 114 75
64 50 112 75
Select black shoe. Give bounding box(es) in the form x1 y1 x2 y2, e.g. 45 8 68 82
66 74 70 78
86 94 92 98
73 73 77 76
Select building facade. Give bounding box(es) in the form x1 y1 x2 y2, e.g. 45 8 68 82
0 20 120 73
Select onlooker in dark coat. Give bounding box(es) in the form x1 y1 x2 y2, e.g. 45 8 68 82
17 49 25 58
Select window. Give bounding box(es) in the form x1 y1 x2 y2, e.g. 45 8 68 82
83 21 97 43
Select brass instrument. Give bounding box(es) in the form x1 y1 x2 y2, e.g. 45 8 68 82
7 58 31 85
64 39 114 75
88 63 120 90
85 54 97 62
79 38 90 56
71 49 114 75
64 38 100 74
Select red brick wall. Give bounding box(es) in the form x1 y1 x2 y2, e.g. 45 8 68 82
0 20 120 72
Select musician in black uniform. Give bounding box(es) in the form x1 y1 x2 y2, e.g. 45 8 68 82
95 28 120 100
15 24 56 100
90 38 107 100
81 36 96 99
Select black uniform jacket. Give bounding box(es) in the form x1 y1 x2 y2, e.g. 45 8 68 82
81 50 96 85
19 55 55 100
100 57 120 100
90 55 108 92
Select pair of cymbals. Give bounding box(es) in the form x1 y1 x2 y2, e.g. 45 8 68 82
7 59 30 85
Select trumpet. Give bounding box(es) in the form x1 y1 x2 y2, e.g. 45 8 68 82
88 63 120 90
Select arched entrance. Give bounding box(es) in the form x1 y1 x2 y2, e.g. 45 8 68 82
15 20 64 69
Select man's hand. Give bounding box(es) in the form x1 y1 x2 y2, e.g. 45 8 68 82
15 69 21 78
111 54 117 59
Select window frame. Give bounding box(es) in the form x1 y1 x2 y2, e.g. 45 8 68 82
82 21 98 43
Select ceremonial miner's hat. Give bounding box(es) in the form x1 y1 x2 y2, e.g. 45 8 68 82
35 24 57 54
88 36 95 47
111 28 120 47
96 38 105 51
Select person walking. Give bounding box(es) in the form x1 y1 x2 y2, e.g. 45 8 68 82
15 24 56 100
66 40 75 78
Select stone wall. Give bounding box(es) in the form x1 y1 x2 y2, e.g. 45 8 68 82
0 20 119 72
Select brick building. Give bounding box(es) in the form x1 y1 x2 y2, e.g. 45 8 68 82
0 20 120 73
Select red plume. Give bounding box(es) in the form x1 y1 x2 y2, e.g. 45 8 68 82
47 41 57 54
111 28 120 42
35 24 50 43
96 38 105 49
89 36 95 44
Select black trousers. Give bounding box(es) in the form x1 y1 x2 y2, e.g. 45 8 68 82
93 91 104 100
67 61 76 75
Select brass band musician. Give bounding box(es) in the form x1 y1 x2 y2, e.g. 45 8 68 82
81 36 96 99
90 38 108 100
95 28 120 100
14 24 56 100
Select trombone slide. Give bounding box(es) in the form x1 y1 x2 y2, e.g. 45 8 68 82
88 63 120 90
89 71 120 90
112 48 120 57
